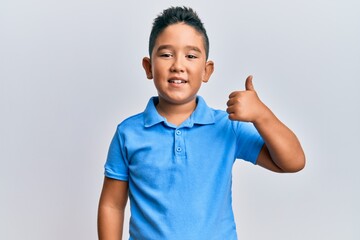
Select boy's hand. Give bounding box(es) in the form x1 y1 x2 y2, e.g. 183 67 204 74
226 75 268 123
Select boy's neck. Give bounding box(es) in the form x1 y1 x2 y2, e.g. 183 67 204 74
156 98 197 126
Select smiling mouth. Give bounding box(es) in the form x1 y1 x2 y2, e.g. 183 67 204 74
168 79 188 84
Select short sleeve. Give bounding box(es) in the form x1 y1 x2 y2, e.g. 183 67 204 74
104 127 129 181
234 121 264 164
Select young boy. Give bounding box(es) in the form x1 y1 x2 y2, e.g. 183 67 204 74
98 6 305 240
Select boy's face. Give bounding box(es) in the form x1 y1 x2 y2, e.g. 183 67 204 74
143 23 214 106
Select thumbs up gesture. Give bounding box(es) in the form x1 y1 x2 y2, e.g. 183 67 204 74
226 75 268 123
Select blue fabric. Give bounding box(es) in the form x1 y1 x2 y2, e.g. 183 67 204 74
105 96 264 240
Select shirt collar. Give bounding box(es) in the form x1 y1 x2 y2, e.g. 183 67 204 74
144 96 215 128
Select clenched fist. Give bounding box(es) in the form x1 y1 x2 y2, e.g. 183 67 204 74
226 75 269 123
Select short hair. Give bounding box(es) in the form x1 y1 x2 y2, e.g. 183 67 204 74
148 6 210 59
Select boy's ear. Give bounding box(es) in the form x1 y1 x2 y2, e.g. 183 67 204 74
202 60 214 83
142 57 153 79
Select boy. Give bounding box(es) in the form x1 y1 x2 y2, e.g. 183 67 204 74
98 6 305 240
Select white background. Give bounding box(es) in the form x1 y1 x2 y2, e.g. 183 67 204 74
1 0 359 239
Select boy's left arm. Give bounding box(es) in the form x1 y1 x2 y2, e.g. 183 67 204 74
227 76 305 173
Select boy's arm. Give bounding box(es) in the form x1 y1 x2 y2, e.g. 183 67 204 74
98 177 128 240
227 76 305 173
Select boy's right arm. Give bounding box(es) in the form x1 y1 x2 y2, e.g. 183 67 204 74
98 177 129 240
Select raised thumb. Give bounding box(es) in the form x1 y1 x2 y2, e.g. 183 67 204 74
245 75 254 91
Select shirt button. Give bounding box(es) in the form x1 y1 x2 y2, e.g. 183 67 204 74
176 147 182 152
176 130 181 135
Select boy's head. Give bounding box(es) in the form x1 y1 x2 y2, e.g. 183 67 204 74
142 6 214 107
148 6 210 60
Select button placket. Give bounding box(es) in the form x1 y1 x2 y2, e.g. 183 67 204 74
174 128 185 158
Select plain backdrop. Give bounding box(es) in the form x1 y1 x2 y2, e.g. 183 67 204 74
1 0 359 239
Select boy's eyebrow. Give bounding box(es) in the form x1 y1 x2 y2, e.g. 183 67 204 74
186 45 202 53
156 45 173 52
156 45 202 53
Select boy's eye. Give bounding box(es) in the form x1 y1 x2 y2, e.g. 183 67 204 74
187 54 198 59
160 53 173 58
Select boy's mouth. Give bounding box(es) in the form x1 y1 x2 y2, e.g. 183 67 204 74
168 79 188 84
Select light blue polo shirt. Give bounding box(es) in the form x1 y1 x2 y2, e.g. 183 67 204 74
105 96 264 240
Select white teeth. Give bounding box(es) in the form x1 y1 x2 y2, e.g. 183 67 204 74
169 79 186 84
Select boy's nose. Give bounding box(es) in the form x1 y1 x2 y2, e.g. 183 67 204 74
170 57 185 73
